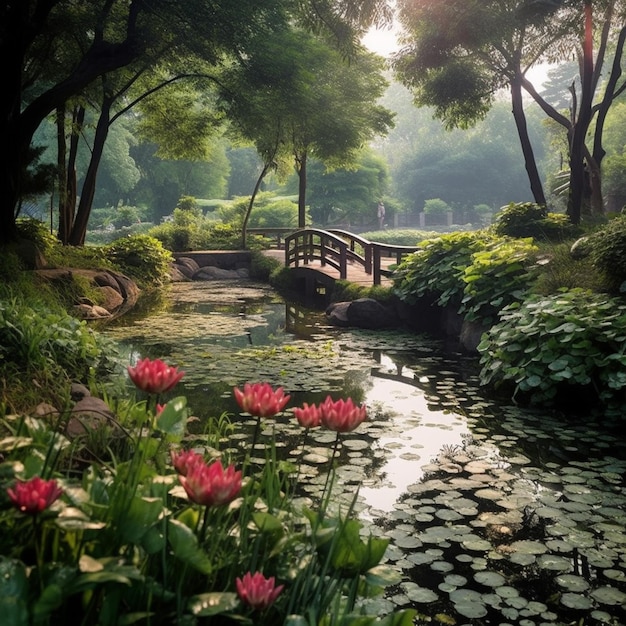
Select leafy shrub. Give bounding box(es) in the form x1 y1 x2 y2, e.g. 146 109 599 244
358 229 439 246
16 217 58 252
532 243 609 295
105 234 173 288
423 198 450 215
461 237 539 324
249 250 281 281
392 231 498 308
493 202 580 241
478 289 626 409
586 214 626 292
0 297 120 409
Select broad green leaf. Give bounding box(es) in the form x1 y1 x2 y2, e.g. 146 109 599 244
168 519 213 574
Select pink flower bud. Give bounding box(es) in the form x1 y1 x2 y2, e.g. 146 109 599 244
127 357 185 394
233 383 290 418
236 571 284 610
7 476 63 515
319 396 367 433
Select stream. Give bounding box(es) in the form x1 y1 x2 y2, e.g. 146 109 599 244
106 280 626 625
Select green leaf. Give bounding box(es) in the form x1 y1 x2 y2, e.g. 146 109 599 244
187 592 238 616
0 558 29 626
168 519 213 574
119 496 164 544
155 396 188 441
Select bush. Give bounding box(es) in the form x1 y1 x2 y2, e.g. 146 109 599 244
532 243 609 295
586 214 626 292
493 202 580 241
392 231 498 308
0 297 121 410
478 289 626 409
358 229 439 246
105 234 173 288
461 237 539 324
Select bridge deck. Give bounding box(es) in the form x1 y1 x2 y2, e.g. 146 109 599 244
261 249 396 287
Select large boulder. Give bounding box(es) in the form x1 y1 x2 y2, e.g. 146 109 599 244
326 298 399 330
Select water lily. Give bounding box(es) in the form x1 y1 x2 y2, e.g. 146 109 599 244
293 402 322 428
171 449 205 476
319 396 367 433
127 357 185 394
178 459 242 507
236 571 284 611
233 382 290 418
7 476 63 515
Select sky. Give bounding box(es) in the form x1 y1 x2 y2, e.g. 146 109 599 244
362 24 400 57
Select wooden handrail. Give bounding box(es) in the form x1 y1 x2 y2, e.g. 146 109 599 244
285 228 420 286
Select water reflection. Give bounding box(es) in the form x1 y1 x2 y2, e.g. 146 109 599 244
361 353 470 515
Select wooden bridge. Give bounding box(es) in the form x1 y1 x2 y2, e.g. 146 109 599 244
276 228 420 300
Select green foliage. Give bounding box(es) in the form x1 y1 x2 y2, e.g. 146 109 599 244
586 214 626 292
392 231 538 326
249 250 281 281
532 243 609 295
249 199 299 228
392 231 498 308
331 281 393 304
492 202 580 242
478 289 626 408
15 217 59 257
423 198 450 215
0 297 121 410
104 234 173 288
358 229 439 246
461 237 539 324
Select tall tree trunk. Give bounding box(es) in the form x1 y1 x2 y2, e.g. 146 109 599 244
590 22 626 215
510 76 547 206
567 1 594 225
296 151 308 228
242 162 272 249
57 105 84 244
68 95 112 246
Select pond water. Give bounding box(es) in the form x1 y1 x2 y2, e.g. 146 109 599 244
106 280 626 625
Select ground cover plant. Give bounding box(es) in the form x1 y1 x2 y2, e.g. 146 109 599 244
0 355 415 626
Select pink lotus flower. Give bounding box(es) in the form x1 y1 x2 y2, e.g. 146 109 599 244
236 571 284 610
293 402 321 428
171 449 205 476
7 476 63 515
127 357 185 394
178 459 242 507
233 383 290 418
319 396 367 433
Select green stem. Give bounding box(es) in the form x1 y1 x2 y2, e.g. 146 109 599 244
320 433 340 509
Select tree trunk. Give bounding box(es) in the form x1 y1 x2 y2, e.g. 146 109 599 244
567 1 595 225
242 162 272 249
68 95 112 246
296 151 308 228
510 76 547 206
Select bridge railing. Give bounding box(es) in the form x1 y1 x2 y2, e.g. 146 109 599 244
285 228 354 279
285 228 419 285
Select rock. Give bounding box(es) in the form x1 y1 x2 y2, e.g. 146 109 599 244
460 319 489 353
65 396 121 439
170 265 190 282
326 298 399 330
347 298 399 329
70 383 91 401
175 257 200 277
193 266 242 280
34 403 60 419
97 285 124 312
325 301 351 327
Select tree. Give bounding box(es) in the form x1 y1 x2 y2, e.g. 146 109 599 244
393 0 572 209
393 0 626 224
1 0 395 246
219 27 394 238
307 150 390 226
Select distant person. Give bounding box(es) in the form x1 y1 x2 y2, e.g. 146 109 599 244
377 201 385 229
